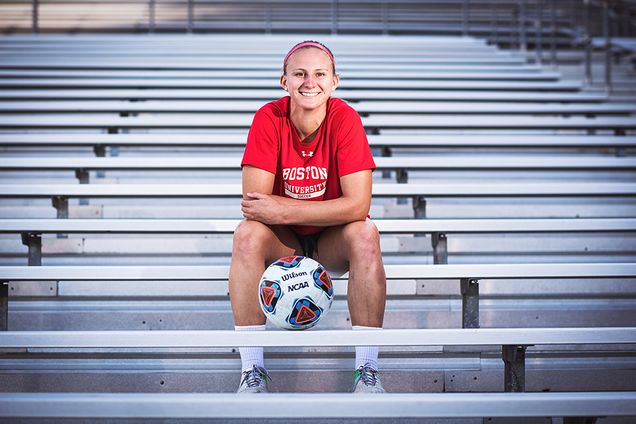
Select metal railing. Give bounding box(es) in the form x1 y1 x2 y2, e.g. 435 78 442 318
8 1 579 38
4 0 633 92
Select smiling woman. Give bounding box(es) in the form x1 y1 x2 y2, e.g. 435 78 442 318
280 41 340 140
229 40 387 395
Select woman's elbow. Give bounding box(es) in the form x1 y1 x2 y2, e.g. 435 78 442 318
350 202 371 222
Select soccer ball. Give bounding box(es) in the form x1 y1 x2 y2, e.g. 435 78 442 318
258 256 334 330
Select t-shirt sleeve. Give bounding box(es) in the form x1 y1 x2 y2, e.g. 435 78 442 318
335 105 376 177
241 105 279 174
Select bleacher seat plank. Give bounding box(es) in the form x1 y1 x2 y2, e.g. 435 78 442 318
0 70 561 81
2 218 635 234
2 48 503 57
0 45 496 55
1 182 634 198
0 55 528 66
0 78 581 91
0 391 633 419
0 327 635 348
2 133 633 149
1 115 633 130
3 156 634 172
0 58 530 69
1 263 634 281
0 89 607 102
0 33 491 44
1 100 631 115
2 51 505 59
0 63 547 73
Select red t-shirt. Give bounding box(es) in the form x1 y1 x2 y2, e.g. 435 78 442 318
241 96 376 235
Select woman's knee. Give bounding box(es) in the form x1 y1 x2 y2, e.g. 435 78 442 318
232 220 272 258
342 219 382 258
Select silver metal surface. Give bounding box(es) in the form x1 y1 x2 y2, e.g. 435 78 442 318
1 182 635 198
2 156 636 171
0 392 634 418
5 114 635 130
0 327 635 348
0 71 560 81
8 100 636 115
0 133 634 148
0 88 608 101
1 262 636 281
0 79 574 90
2 217 635 234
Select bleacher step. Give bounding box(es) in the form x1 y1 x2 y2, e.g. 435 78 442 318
7 298 636 331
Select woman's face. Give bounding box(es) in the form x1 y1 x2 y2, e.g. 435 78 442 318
280 47 339 112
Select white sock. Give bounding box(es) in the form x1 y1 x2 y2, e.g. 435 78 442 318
235 324 266 372
352 325 381 371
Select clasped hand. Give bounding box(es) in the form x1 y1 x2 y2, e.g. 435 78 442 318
241 192 285 224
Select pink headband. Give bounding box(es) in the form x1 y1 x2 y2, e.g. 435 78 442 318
283 41 335 71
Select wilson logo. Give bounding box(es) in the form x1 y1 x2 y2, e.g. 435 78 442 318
281 271 307 282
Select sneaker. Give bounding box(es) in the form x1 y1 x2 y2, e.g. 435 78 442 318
352 363 386 393
237 365 270 394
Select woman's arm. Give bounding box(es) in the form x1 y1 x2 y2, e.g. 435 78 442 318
241 166 372 227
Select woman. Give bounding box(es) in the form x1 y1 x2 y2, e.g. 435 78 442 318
229 40 387 394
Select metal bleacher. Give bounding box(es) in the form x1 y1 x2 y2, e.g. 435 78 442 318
0 17 635 424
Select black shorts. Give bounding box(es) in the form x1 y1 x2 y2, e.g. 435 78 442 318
294 231 321 259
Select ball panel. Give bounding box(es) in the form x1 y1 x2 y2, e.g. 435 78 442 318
259 280 282 313
273 255 303 269
312 266 333 298
287 297 322 329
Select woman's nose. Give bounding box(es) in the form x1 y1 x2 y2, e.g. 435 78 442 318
303 75 315 86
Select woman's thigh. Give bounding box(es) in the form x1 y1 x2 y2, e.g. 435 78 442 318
314 219 378 272
233 220 303 265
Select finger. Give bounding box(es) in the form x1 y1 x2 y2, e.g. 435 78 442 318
248 192 267 199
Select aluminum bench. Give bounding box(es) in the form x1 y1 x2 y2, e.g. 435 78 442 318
1 391 635 420
1 115 633 132
2 155 634 186
2 182 635 220
0 56 529 66
0 33 490 45
0 89 608 102
6 217 635 266
0 78 581 91
0 63 548 73
1 262 634 332
0 70 562 81
1 100 632 115
0 324 634 394
0 133 633 150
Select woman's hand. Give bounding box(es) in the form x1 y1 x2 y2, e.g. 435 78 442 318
241 192 287 225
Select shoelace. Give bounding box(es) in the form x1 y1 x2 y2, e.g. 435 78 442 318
358 364 379 387
241 365 270 388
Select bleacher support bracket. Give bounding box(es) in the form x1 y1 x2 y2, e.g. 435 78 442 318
460 278 479 328
20 233 41 266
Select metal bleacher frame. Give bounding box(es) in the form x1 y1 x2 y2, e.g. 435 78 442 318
0 20 635 422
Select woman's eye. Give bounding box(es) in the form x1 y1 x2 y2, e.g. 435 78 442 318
294 72 304 77
316 73 325 77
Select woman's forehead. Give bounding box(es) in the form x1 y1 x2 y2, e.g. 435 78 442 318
286 47 333 68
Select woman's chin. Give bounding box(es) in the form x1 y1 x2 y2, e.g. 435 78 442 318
294 96 327 110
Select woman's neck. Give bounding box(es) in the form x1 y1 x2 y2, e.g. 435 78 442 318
289 102 327 143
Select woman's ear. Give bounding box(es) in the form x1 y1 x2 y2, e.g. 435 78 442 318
280 74 288 91
332 73 340 91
